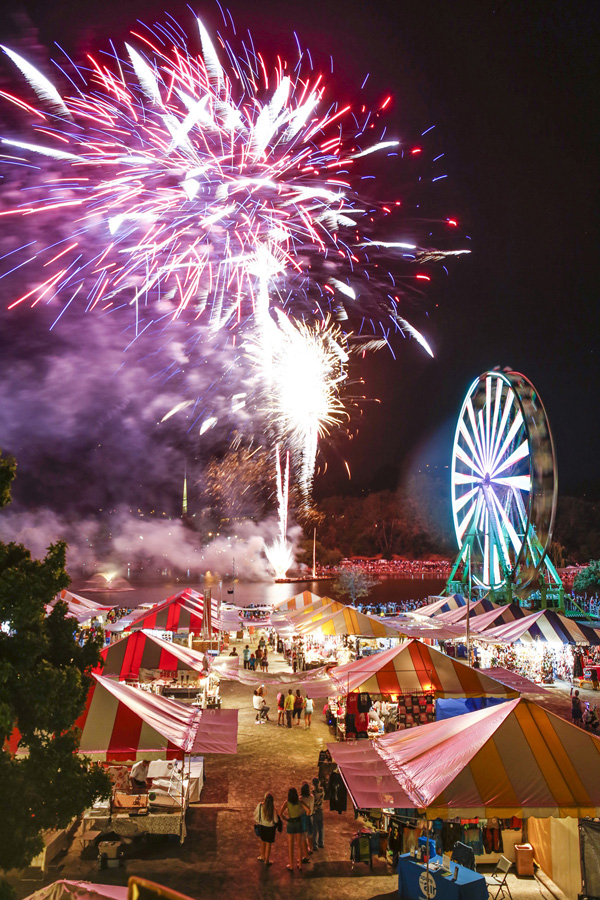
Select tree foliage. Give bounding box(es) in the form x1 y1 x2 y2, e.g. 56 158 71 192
333 566 378 604
573 560 600 595
0 450 110 873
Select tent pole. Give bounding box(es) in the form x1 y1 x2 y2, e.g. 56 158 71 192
466 547 472 666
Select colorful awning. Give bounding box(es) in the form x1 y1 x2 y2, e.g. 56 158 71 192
296 605 404 638
434 598 498 623
480 609 600 645
99 631 208 681
271 590 323 611
328 640 519 698
329 697 600 817
76 673 237 760
125 589 220 634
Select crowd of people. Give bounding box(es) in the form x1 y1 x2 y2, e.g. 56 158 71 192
355 598 430 615
340 558 452 576
253 778 325 870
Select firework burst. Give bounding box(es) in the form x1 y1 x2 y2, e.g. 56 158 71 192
0 15 467 498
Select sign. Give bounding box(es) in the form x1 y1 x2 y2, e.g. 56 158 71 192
419 871 437 899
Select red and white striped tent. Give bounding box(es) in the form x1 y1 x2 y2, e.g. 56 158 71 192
99 631 208 681
75 673 237 760
125 589 219 634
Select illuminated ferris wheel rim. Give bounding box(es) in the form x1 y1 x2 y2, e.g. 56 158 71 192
450 369 557 592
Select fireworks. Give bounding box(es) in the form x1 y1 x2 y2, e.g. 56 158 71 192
0 15 466 502
265 445 294 579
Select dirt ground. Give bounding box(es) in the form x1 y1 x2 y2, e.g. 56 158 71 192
6 638 589 900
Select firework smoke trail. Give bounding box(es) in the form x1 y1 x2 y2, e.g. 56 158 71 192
0 15 468 501
265 444 294 579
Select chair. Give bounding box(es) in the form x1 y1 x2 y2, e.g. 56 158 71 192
485 856 514 900
452 840 475 870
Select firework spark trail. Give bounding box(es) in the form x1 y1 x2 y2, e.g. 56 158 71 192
0 16 468 496
265 444 294 578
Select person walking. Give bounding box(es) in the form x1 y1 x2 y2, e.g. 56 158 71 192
279 787 310 871
284 689 295 728
311 777 325 849
300 782 314 858
243 645 250 669
571 689 584 726
254 791 281 865
261 649 269 672
277 691 285 726
304 695 313 729
293 689 304 726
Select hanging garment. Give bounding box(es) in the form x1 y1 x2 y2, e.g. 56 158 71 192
357 692 372 713
329 770 348 813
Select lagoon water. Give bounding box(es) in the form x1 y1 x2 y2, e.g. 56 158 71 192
73 574 447 610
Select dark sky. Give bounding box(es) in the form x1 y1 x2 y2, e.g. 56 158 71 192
0 0 598 516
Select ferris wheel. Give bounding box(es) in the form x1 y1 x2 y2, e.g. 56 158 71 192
449 369 559 596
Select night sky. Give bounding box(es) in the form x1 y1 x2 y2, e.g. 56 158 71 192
0 0 598 541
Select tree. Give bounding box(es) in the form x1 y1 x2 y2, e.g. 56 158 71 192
0 450 110 875
333 565 378 605
573 560 600 595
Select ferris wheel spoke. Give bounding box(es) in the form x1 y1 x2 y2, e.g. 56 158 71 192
455 443 485 478
492 543 501 585
465 398 487 470
490 377 503 463
453 472 478 485
489 387 514 467
484 376 492 469
492 439 529 478
492 474 531 492
488 497 513 570
490 409 524 474
489 487 522 557
456 494 481 542
477 407 489 470
458 419 484 472
483 508 490 585
454 486 479 512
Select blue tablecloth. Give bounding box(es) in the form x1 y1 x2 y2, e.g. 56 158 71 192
398 854 488 900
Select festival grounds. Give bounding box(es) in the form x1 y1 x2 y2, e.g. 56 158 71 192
6 637 589 900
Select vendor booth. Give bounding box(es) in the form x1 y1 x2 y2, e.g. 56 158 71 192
78 673 238 842
98 631 220 705
323 640 518 740
329 697 600 889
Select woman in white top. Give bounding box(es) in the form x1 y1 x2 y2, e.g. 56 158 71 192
253 791 281 865
304 696 314 729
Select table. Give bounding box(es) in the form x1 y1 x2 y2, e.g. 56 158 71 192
397 854 488 900
84 810 186 842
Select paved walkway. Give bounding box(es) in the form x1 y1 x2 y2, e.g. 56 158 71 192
7 639 580 900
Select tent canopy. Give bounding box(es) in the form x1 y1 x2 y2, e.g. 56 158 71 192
481 609 600 645
328 640 519 699
329 697 600 817
76 673 237 760
434 598 498 624
271 590 323 612
297 605 403 638
417 595 467 618
125 589 219 634
99 631 207 681
468 603 527 634
24 882 128 900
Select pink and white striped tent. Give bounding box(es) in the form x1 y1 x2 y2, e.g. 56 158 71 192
75 673 237 760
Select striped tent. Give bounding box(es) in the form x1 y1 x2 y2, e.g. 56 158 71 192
469 603 528 634
434 598 498 624
417 595 467 618
285 599 344 624
480 609 600 645
296 605 403 638
56 589 112 612
76 673 237 761
126 589 219 634
272 590 323 612
329 697 600 817
381 616 469 642
99 631 207 681
327 640 519 698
